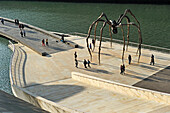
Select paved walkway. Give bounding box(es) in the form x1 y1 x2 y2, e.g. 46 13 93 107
1 19 170 112
0 21 73 55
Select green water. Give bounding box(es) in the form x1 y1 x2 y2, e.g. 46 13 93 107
0 1 169 94
0 1 170 48
0 37 12 94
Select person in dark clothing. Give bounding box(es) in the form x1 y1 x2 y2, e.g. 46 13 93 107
74 51 77 59
87 59 91 68
42 39 45 46
20 31 23 37
92 39 95 51
19 24 22 30
21 24 24 29
83 59 87 68
89 43 92 50
150 54 155 65
1 18 4 25
128 55 132 64
122 64 125 75
61 35 65 43
46 39 48 46
23 30 26 37
120 65 123 74
75 59 78 68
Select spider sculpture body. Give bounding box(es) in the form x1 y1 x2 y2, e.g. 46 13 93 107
86 9 142 64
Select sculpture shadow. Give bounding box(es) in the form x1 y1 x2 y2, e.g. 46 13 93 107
26 30 37 34
131 63 158 71
93 51 115 57
133 66 170 94
25 83 85 103
25 37 41 41
78 67 114 75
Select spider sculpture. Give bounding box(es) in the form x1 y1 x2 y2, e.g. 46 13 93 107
86 9 142 65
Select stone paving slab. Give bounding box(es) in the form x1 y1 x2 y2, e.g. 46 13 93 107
0 20 73 55
3 19 170 112
26 78 170 113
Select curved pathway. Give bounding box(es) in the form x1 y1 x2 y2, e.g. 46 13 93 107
1 18 170 112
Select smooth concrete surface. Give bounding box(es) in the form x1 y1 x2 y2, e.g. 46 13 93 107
1 18 170 112
0 90 49 113
72 72 170 105
10 35 170 112
12 85 81 113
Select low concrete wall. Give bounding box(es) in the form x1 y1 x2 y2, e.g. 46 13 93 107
8 42 83 113
72 72 170 105
12 85 82 113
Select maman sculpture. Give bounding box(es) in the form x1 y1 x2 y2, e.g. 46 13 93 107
86 9 142 64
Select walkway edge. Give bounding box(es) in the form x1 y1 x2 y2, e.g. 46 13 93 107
8 42 84 113
72 72 170 105
12 84 83 113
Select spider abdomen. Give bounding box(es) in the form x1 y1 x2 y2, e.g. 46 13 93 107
113 28 118 34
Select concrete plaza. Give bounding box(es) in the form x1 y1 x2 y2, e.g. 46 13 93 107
1 18 170 112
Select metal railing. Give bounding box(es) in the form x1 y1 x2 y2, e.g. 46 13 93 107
70 32 170 53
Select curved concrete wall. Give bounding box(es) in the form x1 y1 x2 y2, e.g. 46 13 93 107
8 41 82 113
12 85 82 113
72 72 170 105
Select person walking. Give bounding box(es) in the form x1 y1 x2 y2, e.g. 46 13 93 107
74 51 77 59
42 39 45 46
87 59 91 68
120 65 123 74
75 59 78 68
150 54 155 65
92 39 95 51
128 55 132 64
122 64 125 75
83 59 87 68
20 31 23 37
46 39 49 46
1 18 4 25
23 30 26 37
89 43 92 50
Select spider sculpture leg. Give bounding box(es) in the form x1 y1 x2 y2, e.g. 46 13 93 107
86 20 104 61
118 14 131 51
120 25 126 64
93 22 98 52
136 28 142 62
121 23 142 63
109 25 113 48
86 12 110 61
118 9 142 62
126 19 130 51
98 22 106 65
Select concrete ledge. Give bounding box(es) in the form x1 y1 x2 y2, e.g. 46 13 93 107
8 42 83 113
0 17 78 49
12 84 83 113
72 72 170 105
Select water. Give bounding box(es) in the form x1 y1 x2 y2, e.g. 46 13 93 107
0 1 170 48
0 1 169 94
0 37 12 94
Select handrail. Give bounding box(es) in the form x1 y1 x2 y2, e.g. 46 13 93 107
70 32 170 53
9 40 15 85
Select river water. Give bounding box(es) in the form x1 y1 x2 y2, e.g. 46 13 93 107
0 1 169 94
0 37 12 94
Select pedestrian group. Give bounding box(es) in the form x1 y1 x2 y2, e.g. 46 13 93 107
74 51 91 68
